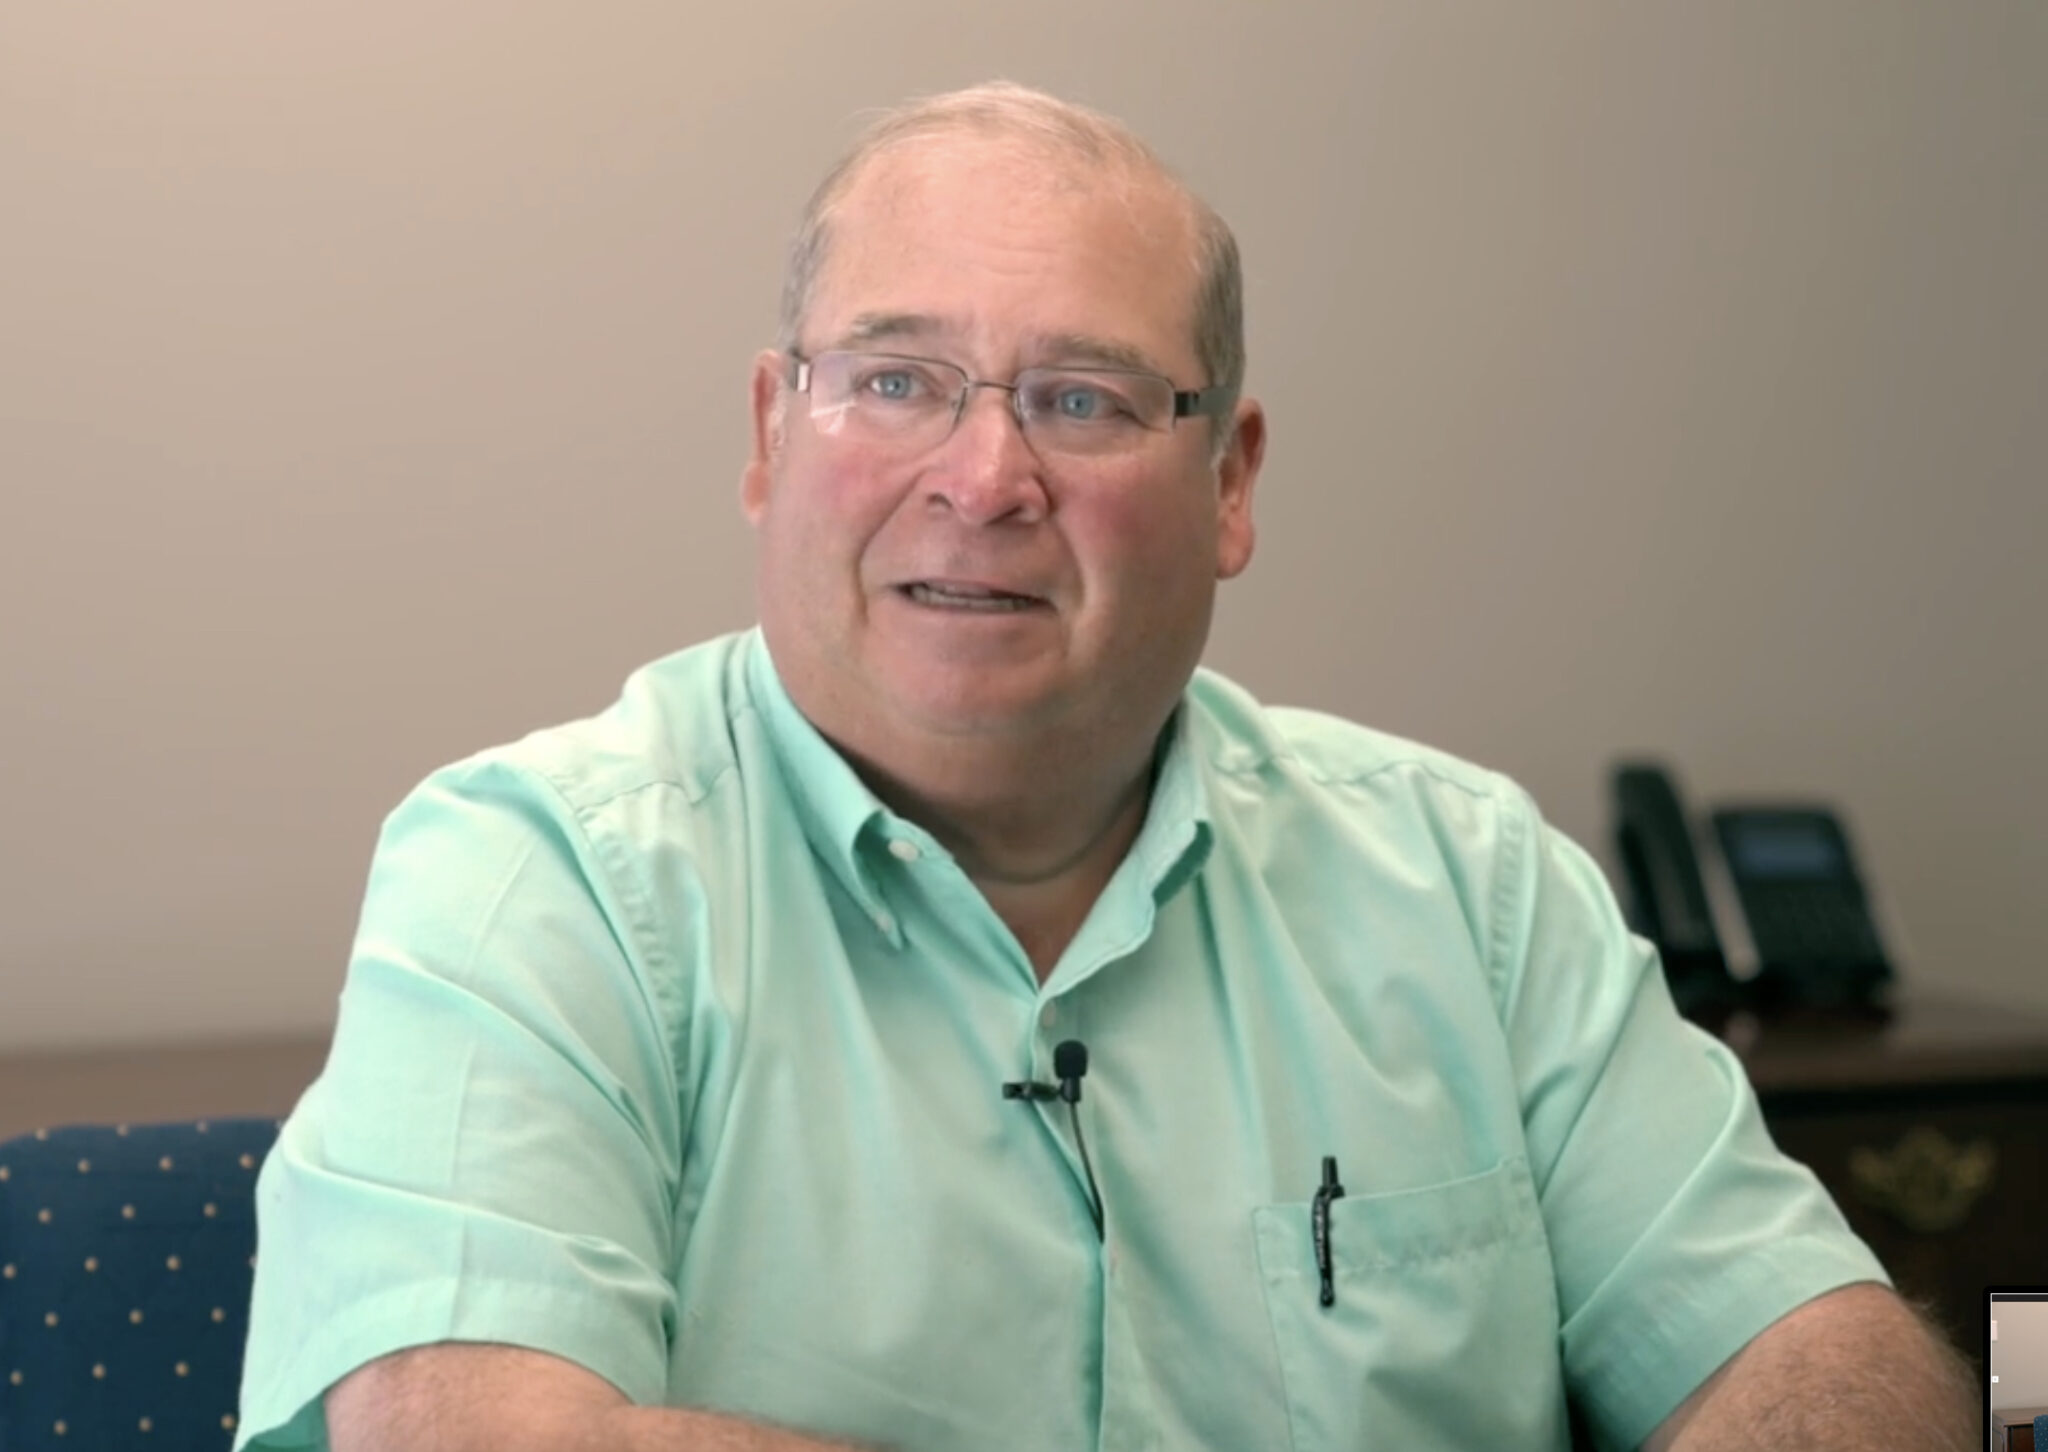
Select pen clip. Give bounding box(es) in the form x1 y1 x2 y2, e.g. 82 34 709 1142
1311 1155 1345 1308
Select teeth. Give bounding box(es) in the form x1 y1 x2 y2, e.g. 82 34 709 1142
906 583 1037 611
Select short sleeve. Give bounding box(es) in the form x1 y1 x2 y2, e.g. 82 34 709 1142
1488 785 1890 1452
235 759 686 1450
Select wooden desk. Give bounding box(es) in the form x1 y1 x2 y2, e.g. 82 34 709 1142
1713 993 2048 1377
1993 1404 2048 1452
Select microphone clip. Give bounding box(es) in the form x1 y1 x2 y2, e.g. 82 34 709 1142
1001 1080 1061 1101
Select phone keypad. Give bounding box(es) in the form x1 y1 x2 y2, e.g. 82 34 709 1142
1743 884 1884 967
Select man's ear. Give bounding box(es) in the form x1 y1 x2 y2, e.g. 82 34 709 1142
1214 398 1264 581
740 349 786 525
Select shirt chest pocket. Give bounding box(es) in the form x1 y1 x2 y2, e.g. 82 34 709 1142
1251 1156 1570 1452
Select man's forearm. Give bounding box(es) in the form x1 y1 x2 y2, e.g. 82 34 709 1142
326 1343 883 1452
589 1405 880 1452
1646 1283 1975 1451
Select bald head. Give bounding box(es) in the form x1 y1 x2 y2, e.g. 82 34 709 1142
776 82 1245 413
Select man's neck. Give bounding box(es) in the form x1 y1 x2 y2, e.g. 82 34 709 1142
837 725 1163 982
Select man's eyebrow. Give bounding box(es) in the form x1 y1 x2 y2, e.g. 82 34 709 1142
829 313 947 349
823 318 1169 377
1034 332 1166 376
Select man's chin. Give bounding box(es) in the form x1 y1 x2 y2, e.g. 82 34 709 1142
895 687 1067 741
859 657 1082 739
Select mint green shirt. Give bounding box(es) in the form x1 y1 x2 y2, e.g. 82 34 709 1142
238 629 1886 1451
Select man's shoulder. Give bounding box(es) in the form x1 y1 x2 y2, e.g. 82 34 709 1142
1186 664 1516 812
426 630 760 816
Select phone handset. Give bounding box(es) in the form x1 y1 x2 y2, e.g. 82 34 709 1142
1609 760 1895 1021
1611 762 1746 1020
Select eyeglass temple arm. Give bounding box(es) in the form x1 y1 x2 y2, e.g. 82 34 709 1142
1173 384 1234 420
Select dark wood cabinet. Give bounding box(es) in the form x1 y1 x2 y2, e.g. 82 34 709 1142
1718 993 2048 1376
1993 1404 2046 1452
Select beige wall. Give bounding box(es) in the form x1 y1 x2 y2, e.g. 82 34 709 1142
1995 1300 2048 1411
1 2 2042 1053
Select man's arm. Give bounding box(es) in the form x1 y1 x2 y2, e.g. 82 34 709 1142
326 1344 878 1452
1640 1282 1975 1451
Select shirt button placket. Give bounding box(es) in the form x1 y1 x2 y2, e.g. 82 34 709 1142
870 836 922 942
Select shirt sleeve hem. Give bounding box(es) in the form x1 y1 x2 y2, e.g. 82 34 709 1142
235 1277 670 1451
1571 1234 1892 1451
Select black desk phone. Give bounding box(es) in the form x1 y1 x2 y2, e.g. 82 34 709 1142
1609 761 1895 1021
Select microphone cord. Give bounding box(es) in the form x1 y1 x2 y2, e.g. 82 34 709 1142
1005 1040 1106 1240
1067 1098 1105 1239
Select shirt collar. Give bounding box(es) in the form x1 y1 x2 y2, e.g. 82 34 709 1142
1123 699 1215 907
744 630 895 923
744 629 1215 925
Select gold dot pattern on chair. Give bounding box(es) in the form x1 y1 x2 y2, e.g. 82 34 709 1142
0 1117 279 1444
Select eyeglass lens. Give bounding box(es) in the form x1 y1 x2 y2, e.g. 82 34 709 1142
803 352 1180 457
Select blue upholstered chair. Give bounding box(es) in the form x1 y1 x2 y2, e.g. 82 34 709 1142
0 1118 278 1450
2035 1413 2047 1448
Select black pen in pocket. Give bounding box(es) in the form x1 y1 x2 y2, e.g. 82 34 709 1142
1311 1155 1345 1308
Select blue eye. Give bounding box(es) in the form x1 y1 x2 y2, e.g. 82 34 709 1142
1022 370 1151 428
1054 387 1105 419
866 370 919 401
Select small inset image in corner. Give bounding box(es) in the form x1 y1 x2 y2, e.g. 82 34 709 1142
1988 1289 2048 1451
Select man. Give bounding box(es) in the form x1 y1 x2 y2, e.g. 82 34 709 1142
237 83 1974 1450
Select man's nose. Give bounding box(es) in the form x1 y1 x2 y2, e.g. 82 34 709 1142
922 384 1050 524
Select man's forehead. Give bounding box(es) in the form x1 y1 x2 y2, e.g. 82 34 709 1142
808 141 1201 368
822 312 1169 375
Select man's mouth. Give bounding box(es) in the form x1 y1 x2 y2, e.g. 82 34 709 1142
899 582 1046 612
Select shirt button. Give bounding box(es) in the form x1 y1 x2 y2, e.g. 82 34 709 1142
887 838 921 863
872 909 896 936
1039 1001 1059 1029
